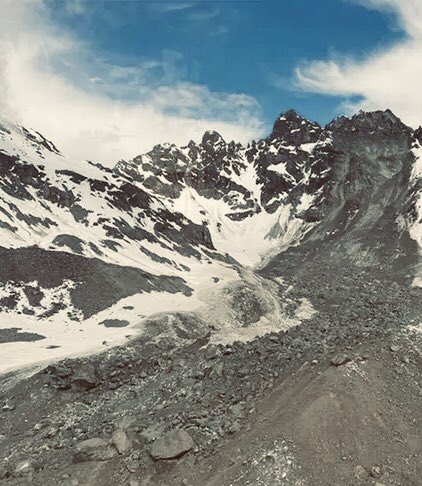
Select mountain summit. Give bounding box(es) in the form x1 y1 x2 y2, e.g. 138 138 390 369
269 109 322 143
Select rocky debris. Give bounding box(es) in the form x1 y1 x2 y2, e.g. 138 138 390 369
148 429 194 460
330 353 352 367
73 438 117 463
44 363 73 390
0 263 418 480
0 265 420 485
43 362 99 392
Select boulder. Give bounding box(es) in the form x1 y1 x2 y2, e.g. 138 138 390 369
148 429 194 460
15 459 38 476
73 438 116 462
71 363 98 392
112 429 130 454
331 353 351 366
3 398 16 412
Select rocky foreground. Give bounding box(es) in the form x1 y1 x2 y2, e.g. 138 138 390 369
1 262 421 486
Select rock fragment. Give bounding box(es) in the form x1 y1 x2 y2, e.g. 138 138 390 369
370 465 382 478
2 398 16 411
73 438 116 462
354 465 367 479
148 429 194 460
331 353 351 366
71 363 98 392
15 459 38 476
112 429 130 454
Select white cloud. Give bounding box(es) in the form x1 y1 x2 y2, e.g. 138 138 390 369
352 0 422 39
295 0 422 127
0 0 263 165
148 2 196 15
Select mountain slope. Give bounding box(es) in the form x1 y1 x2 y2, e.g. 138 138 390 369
0 109 422 373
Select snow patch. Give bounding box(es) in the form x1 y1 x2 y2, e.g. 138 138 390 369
408 143 422 286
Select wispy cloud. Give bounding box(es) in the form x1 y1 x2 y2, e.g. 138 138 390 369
0 0 263 165
294 0 422 127
149 2 196 14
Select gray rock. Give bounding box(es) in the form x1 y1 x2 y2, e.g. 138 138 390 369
370 465 382 478
126 457 140 473
227 421 242 434
3 398 16 411
354 465 367 479
46 364 72 378
100 319 129 328
71 363 98 392
15 459 38 476
141 423 164 444
148 429 194 460
112 429 130 454
331 353 351 366
73 438 116 462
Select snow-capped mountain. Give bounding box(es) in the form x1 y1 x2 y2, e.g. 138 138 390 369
115 109 334 266
1 109 422 372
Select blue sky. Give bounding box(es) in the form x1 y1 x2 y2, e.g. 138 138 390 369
48 0 402 127
1 0 420 163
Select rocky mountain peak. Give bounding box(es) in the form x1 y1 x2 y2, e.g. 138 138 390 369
201 130 226 150
326 109 411 135
414 126 422 143
269 109 321 145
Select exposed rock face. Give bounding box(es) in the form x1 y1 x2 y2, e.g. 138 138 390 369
326 109 412 135
269 109 322 144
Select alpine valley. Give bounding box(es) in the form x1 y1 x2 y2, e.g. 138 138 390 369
0 109 421 486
